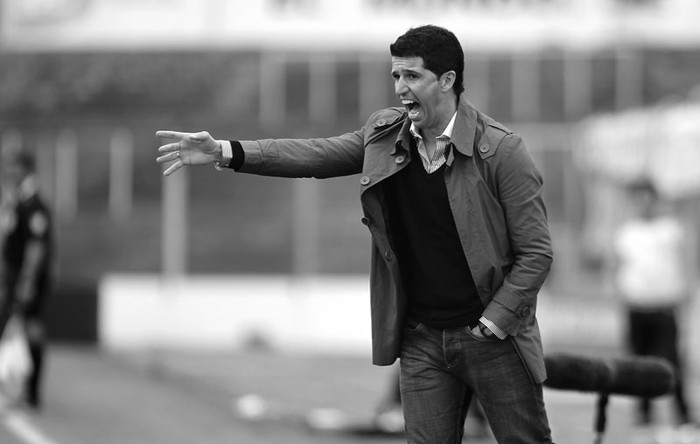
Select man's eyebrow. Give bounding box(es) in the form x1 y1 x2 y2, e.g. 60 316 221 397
391 67 420 76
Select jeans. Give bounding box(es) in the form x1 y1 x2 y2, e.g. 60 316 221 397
399 319 553 444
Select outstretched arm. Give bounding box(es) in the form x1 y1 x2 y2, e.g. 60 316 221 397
156 130 224 176
157 129 367 179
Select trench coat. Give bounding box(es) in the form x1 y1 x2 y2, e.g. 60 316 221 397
238 96 553 383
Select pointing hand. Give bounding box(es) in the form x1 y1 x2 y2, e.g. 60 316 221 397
156 130 221 176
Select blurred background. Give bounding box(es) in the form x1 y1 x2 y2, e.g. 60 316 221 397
1 0 700 442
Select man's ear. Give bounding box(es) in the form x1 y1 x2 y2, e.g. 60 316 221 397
440 71 456 92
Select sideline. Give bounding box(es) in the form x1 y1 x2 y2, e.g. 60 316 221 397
0 398 60 444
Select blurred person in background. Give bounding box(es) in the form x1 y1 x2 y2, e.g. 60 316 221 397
0 145 53 410
611 178 698 441
157 24 554 443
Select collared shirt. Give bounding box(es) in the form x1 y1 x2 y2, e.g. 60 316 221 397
409 112 457 174
409 112 506 339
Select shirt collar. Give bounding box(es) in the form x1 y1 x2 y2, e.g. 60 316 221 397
409 111 458 141
395 96 479 157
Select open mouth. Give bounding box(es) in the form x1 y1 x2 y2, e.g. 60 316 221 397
402 99 421 118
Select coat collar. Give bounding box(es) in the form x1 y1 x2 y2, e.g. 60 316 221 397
394 95 478 158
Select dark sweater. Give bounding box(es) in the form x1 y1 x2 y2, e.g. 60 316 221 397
385 142 483 329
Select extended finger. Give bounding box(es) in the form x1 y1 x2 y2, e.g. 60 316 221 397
156 151 180 164
163 160 183 176
158 142 181 154
156 130 190 140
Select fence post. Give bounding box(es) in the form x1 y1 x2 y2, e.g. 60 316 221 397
55 128 79 222
109 128 134 222
161 165 188 276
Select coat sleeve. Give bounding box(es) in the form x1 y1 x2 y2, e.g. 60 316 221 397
481 133 553 336
237 130 365 179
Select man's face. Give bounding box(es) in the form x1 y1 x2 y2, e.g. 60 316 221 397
391 56 449 132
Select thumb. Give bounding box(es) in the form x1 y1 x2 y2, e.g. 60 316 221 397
189 131 211 143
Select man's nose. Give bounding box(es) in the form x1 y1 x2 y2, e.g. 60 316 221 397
394 78 407 95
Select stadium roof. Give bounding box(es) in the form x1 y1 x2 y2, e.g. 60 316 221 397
2 0 700 52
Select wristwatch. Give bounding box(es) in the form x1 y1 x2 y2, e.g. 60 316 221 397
478 322 495 338
214 140 233 171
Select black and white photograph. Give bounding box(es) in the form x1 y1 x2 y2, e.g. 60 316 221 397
1 1 699 443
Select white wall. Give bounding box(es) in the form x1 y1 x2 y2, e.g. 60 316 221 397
98 274 374 355
98 273 700 374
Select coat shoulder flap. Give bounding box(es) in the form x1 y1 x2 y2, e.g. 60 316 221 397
475 116 514 160
365 107 407 144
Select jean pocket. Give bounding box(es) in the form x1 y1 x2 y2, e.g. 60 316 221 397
466 326 500 342
403 318 423 333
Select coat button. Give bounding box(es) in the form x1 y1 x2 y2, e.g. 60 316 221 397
520 306 531 318
361 217 370 226
360 176 371 186
479 144 489 153
394 155 406 164
384 250 393 261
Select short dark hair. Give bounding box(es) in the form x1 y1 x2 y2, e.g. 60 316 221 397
17 150 36 172
390 25 465 97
